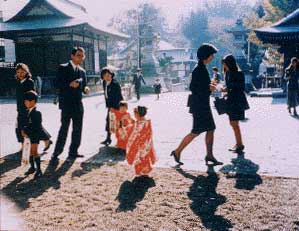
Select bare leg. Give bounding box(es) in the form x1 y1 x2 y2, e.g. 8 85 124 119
174 133 199 157
205 130 214 157
230 121 243 146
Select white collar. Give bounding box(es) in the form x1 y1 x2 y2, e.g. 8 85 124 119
70 60 80 71
28 107 36 114
20 78 26 84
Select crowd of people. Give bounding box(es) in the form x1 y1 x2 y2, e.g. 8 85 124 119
13 43 298 180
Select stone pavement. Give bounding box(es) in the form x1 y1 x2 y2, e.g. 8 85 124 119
1 92 298 178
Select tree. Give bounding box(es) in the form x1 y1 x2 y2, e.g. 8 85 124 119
182 10 211 48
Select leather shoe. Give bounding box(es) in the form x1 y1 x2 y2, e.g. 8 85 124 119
68 154 84 159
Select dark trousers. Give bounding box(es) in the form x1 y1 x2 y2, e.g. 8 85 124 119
16 112 27 143
105 108 111 139
135 87 141 100
54 108 84 156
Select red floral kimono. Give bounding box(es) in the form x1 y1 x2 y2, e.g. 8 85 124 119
109 108 133 150
126 119 156 175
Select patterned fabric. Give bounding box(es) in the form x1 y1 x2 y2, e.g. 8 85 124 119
126 120 156 175
109 108 133 150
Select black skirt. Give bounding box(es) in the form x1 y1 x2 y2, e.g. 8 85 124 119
227 110 245 121
287 89 298 107
191 109 216 134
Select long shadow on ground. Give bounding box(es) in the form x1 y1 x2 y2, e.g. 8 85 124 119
71 146 125 178
116 176 156 212
1 158 75 210
176 167 233 231
0 151 22 176
220 152 263 190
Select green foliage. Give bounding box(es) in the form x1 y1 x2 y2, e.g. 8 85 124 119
268 0 299 17
158 55 173 73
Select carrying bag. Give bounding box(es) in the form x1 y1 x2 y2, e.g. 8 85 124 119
22 138 31 165
214 97 227 115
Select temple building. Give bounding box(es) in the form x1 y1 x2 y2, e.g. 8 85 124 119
0 0 128 95
255 8 299 67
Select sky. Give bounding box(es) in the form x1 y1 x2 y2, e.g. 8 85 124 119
0 0 257 27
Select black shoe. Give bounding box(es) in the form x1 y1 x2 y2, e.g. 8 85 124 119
100 138 112 146
229 145 245 152
43 140 53 152
170 151 183 165
68 153 84 159
205 156 223 166
34 170 43 179
25 167 36 175
51 153 59 160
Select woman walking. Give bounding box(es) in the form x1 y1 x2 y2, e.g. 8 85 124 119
170 44 223 166
285 57 299 116
221 54 249 153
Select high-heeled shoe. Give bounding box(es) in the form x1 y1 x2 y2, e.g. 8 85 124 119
101 138 112 146
43 140 53 152
205 156 223 166
170 151 183 165
228 144 245 152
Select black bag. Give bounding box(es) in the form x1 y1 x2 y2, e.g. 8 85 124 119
214 97 227 115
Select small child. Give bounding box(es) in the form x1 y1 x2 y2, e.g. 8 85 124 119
153 78 162 100
110 101 133 153
126 106 156 176
22 91 44 179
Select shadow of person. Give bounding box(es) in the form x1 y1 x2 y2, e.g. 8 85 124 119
1 157 75 210
116 176 155 212
220 152 263 190
176 168 233 231
72 146 125 178
0 151 22 176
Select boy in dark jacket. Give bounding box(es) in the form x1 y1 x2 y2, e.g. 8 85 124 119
22 91 44 179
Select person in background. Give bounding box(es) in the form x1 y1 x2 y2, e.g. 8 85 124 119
285 57 299 116
211 67 223 98
132 68 146 101
153 78 162 100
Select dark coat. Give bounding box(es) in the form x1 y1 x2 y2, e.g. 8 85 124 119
103 79 123 109
16 78 35 113
188 61 212 114
55 62 87 111
23 108 42 141
225 71 249 112
285 68 299 90
132 73 146 89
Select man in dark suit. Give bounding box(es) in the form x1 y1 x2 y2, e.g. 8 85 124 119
101 67 123 145
132 68 146 100
52 47 90 160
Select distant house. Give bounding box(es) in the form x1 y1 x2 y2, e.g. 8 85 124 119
0 0 128 95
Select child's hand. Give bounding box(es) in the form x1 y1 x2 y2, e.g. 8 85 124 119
210 84 217 92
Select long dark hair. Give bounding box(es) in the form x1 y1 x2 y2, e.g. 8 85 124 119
222 54 240 73
286 57 299 72
16 63 32 79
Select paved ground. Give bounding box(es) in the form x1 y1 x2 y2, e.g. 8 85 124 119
1 92 298 178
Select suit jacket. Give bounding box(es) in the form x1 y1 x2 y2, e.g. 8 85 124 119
55 62 87 110
132 73 146 89
225 71 249 112
103 79 123 109
16 78 35 113
23 107 43 138
188 61 212 114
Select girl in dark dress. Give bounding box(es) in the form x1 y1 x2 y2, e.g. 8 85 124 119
285 57 299 116
15 63 52 152
153 78 162 100
170 44 223 166
221 55 249 153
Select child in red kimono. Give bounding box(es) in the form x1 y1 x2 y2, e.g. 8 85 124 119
126 106 156 176
109 101 133 152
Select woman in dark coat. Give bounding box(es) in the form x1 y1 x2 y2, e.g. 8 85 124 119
101 67 124 146
15 63 52 152
221 54 249 153
285 57 299 116
170 44 223 166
